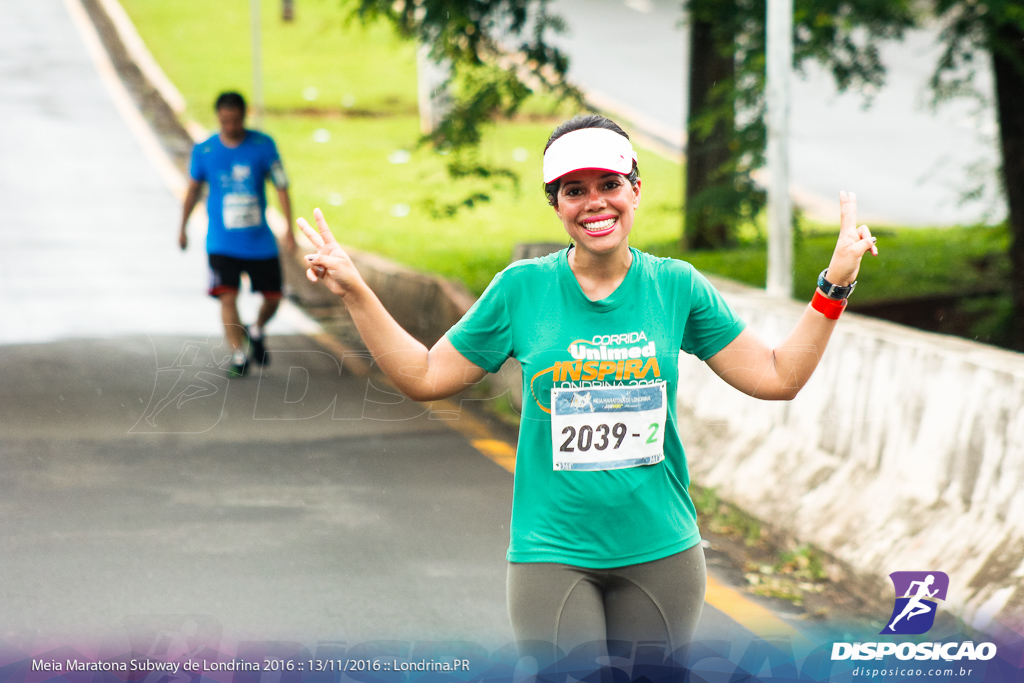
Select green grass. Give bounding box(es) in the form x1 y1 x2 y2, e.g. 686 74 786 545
649 223 1010 304
691 484 762 547
261 112 685 293
121 0 1009 304
122 0 418 124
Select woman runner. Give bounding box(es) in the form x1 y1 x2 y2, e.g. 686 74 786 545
296 114 877 663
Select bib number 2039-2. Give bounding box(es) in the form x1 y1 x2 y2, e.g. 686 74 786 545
550 383 667 471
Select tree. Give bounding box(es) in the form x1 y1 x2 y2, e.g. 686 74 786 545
349 0 582 212
350 0 913 245
349 0 1022 348
682 0 916 249
684 0 1023 347
684 2 747 249
930 0 1024 348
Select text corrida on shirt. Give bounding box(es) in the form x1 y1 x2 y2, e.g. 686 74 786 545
536 330 662 392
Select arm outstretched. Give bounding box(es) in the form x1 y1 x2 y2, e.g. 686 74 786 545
706 191 877 400
298 209 487 402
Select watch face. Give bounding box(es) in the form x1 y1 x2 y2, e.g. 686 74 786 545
817 269 854 300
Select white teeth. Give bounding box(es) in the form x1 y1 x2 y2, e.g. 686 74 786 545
584 218 615 231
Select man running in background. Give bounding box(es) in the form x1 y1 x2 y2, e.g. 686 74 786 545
179 91 295 377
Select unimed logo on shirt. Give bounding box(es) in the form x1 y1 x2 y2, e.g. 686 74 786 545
532 330 664 414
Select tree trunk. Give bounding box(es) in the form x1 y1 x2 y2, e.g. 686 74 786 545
684 11 736 250
990 22 1024 350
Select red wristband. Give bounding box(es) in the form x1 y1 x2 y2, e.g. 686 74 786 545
811 289 847 320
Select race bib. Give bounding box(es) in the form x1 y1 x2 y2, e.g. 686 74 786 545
223 193 261 229
550 383 668 471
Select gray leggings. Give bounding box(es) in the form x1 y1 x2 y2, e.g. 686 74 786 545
506 544 706 663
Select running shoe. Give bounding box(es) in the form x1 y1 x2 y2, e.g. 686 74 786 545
227 349 249 378
246 326 270 366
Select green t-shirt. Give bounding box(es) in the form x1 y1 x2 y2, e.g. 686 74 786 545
446 248 746 568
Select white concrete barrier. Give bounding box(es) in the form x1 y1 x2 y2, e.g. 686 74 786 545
684 277 1024 636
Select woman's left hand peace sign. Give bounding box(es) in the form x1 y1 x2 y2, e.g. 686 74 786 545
825 191 878 287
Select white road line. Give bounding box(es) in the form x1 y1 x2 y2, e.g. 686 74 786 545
64 0 320 337
63 0 187 199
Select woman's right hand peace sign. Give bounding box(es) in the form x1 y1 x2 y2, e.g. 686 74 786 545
825 191 878 286
297 208 364 300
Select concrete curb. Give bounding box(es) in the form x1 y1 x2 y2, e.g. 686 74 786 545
95 0 186 114
280 241 477 346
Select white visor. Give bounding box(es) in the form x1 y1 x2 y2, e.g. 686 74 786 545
542 127 638 184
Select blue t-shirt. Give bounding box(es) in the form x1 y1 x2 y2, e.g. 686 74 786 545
446 248 747 568
189 130 288 259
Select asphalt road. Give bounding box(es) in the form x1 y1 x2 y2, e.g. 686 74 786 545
0 334 515 645
0 0 512 648
549 0 1004 226
0 0 780 662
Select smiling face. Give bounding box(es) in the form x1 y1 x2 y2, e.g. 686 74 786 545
553 168 641 255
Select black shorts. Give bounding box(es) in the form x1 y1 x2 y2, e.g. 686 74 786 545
207 254 283 298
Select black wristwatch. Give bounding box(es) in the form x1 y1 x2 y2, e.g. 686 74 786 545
817 269 856 300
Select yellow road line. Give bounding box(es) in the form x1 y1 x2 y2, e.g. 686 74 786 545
308 333 521 472
705 575 805 641
468 438 517 473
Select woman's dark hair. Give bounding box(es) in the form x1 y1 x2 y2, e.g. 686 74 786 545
543 114 640 207
215 91 247 115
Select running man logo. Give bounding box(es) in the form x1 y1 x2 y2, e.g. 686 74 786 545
880 571 950 635
130 335 233 434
